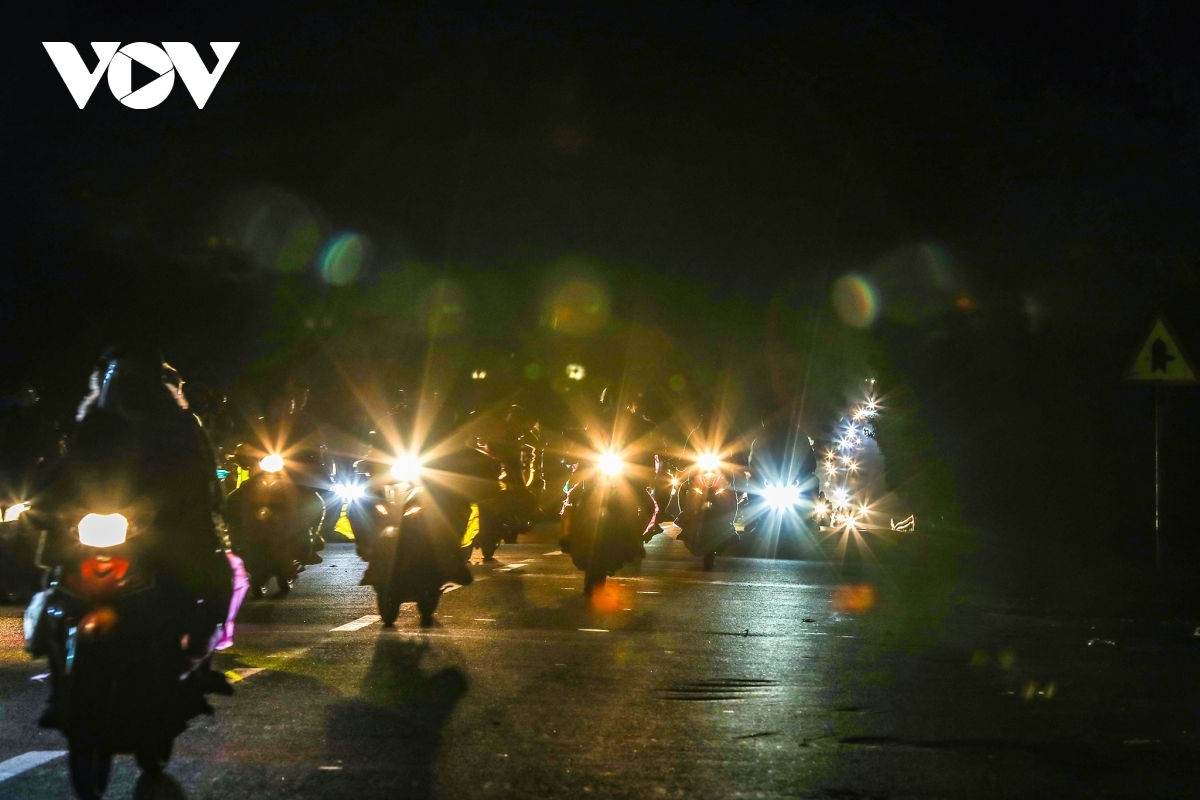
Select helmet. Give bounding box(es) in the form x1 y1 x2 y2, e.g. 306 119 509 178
87 342 186 417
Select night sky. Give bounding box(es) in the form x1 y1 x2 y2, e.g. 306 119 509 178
6 2 1200 591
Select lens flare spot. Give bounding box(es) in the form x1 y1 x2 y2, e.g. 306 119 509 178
276 221 321 273
319 231 366 286
524 362 544 380
213 185 325 273
589 582 632 613
668 374 686 392
543 279 610 336
832 275 878 328
422 279 465 337
832 583 876 613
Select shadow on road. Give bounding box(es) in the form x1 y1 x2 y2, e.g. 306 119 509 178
320 635 469 800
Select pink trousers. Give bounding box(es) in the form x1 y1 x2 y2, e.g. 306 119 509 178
215 552 250 651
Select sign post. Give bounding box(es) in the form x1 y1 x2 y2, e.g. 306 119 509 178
1126 316 1197 570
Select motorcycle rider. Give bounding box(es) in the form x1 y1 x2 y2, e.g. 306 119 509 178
236 379 326 565
28 343 235 726
474 404 541 559
558 386 662 596
355 405 501 626
1 383 62 600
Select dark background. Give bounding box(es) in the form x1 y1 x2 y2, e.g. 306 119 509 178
5 1 1200 606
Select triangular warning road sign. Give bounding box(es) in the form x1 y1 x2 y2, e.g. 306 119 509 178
1128 316 1198 384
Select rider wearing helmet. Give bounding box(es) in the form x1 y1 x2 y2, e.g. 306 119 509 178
29 343 235 725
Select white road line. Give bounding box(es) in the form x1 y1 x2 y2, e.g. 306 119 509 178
578 628 609 633
330 615 380 632
226 667 265 682
0 751 65 782
267 646 313 661
544 550 563 556
443 584 463 593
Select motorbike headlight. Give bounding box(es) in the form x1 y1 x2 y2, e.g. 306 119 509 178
390 455 423 484
762 482 801 511
3 501 30 523
77 512 129 548
260 454 285 473
695 452 721 473
334 482 365 502
597 452 624 477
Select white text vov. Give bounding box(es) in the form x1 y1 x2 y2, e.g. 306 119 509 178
42 42 240 109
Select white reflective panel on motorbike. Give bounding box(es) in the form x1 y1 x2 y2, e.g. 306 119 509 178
3 501 30 522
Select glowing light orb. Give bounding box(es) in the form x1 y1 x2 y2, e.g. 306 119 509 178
668 374 686 392
543 278 610 336
832 274 878 328
215 185 324 274
277 221 321 273
319 231 366 286
832 583 876 613
422 280 465 337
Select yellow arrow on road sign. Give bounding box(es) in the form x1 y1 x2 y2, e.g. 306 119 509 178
1128 317 1197 383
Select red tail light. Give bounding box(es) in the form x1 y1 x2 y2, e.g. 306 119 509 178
78 555 132 597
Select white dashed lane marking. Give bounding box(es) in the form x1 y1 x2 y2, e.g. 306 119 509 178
330 615 380 632
0 751 65 783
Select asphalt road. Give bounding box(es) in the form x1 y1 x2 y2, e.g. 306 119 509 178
2 523 1199 799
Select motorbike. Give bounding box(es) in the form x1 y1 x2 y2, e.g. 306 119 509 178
471 421 541 560
674 450 742 570
223 450 324 597
27 507 219 799
737 429 821 559
348 443 496 627
1 497 42 602
559 435 661 597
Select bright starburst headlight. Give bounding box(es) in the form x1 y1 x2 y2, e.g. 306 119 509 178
597 451 625 477
334 482 365 502
3 501 30 523
762 481 801 510
695 452 721 473
259 454 285 473
77 512 129 548
390 454 423 484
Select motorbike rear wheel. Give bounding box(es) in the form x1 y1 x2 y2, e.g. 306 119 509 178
583 568 607 598
68 736 113 800
416 590 440 627
134 734 174 775
377 587 401 627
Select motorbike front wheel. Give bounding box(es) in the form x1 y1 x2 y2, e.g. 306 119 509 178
68 736 113 800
